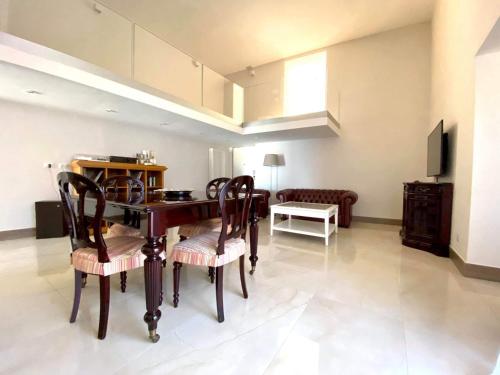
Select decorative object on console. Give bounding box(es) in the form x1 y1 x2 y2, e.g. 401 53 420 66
276 189 358 228
401 182 453 257
137 150 156 165
109 155 138 164
74 154 109 162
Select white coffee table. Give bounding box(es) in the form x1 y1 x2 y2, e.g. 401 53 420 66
270 201 339 245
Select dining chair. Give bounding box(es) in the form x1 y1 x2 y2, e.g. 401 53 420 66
177 177 230 239
58 172 158 339
178 177 230 282
101 175 168 270
170 176 254 323
101 175 144 238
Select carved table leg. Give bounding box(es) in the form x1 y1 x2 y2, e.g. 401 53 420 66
249 202 259 275
142 235 163 343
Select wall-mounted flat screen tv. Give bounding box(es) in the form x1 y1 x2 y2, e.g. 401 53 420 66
427 120 447 177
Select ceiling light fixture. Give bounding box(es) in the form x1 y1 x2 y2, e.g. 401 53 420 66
26 89 43 95
105 108 118 113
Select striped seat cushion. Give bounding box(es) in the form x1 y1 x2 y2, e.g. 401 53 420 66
71 236 163 276
107 224 142 238
171 231 246 267
178 218 226 238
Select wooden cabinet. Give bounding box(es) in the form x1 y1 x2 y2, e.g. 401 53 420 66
401 182 453 257
6 0 133 78
134 25 202 106
71 160 167 203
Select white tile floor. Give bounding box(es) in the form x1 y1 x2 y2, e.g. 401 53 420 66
1 220 499 374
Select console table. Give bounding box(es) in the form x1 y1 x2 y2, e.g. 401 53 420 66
401 182 453 257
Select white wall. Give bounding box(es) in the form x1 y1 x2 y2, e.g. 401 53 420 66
231 23 431 220
430 0 500 261
467 50 500 268
0 0 8 32
0 100 215 231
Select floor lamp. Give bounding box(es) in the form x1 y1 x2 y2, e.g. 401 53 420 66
263 154 279 191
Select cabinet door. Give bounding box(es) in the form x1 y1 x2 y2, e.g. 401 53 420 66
405 196 441 240
6 0 133 78
134 25 202 106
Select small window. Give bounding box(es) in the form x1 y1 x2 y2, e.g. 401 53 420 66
283 51 327 116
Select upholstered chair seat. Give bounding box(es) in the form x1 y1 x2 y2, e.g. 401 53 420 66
171 231 245 267
177 218 231 238
71 236 162 276
107 224 142 238
177 177 230 240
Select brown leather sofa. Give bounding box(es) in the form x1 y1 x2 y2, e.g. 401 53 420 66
254 189 271 218
276 189 358 228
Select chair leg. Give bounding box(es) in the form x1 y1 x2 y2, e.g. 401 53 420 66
239 255 248 299
173 262 182 307
98 275 110 340
120 271 127 293
215 266 224 323
162 236 167 268
70 270 83 323
81 272 87 288
208 266 215 284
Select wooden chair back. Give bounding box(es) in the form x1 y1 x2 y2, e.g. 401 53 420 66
101 175 144 204
217 176 254 255
206 177 230 199
58 172 109 262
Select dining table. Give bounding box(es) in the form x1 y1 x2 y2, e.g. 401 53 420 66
86 190 262 343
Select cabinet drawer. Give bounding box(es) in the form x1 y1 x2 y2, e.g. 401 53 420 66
405 184 440 194
406 194 439 201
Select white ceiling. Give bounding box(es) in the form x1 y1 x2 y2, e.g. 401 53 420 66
100 0 435 75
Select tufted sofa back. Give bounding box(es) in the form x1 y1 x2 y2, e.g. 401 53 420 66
292 189 350 204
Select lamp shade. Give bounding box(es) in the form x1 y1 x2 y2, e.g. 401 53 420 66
263 154 279 166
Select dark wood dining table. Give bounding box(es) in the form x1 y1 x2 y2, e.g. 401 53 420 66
92 190 262 343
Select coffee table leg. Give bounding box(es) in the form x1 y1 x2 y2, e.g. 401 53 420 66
335 210 339 233
324 216 329 246
270 209 274 236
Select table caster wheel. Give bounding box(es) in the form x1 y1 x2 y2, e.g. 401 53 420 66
149 329 160 343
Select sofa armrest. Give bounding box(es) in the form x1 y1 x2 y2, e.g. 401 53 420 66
339 191 358 206
276 189 295 203
337 191 358 227
253 189 270 218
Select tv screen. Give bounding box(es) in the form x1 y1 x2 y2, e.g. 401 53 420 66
427 120 444 177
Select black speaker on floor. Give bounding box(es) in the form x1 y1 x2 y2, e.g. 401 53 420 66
35 201 68 239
